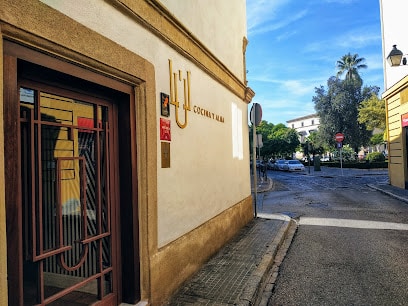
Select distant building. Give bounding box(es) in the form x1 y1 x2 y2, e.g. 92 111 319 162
380 0 408 189
286 114 320 143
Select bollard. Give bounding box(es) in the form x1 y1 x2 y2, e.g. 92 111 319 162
314 155 321 171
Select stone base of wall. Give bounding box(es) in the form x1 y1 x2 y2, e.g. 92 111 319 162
389 163 405 189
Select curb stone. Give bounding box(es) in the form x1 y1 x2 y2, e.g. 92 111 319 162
251 177 274 193
257 220 298 306
367 184 408 204
235 218 292 305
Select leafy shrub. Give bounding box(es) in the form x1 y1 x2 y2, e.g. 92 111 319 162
365 152 385 163
330 145 357 162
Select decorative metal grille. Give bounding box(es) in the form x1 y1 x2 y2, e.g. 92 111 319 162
20 89 114 305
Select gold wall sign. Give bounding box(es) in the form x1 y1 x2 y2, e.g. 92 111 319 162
193 105 225 123
169 59 191 129
169 59 224 129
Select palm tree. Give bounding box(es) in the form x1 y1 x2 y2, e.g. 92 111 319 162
336 53 367 82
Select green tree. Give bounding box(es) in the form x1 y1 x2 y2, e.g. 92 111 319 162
270 123 287 134
282 128 301 156
249 120 274 158
256 120 275 140
255 121 275 158
305 131 325 156
370 133 384 146
358 94 386 131
249 121 300 159
336 53 367 83
313 76 377 152
358 93 386 151
267 124 299 158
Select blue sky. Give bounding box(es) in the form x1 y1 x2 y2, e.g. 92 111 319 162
246 0 384 125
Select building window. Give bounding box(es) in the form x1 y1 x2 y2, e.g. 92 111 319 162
311 120 314 125
301 122 304 127
292 124 294 128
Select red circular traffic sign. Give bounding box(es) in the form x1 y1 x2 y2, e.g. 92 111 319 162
335 132 344 142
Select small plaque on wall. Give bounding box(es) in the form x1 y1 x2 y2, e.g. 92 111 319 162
161 142 170 168
160 118 171 141
161 92 170 117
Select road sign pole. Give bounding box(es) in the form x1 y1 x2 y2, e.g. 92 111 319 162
252 123 257 218
335 133 345 176
250 103 262 218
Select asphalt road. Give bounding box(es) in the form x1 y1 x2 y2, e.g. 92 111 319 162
260 168 408 306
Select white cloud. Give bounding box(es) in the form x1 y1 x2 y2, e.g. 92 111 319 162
281 80 314 96
248 10 308 36
304 29 380 55
246 0 308 37
276 30 298 42
323 0 357 3
364 53 384 71
250 84 317 124
334 31 381 49
246 0 289 31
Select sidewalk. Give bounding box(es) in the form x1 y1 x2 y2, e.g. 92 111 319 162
368 182 408 204
166 216 294 306
166 168 407 305
251 175 273 193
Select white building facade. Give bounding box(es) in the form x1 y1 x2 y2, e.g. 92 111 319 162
380 0 408 189
286 114 320 143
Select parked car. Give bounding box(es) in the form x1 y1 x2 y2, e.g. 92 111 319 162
267 161 275 170
275 160 289 171
286 159 305 171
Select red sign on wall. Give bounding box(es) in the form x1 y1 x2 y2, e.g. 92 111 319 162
160 118 171 141
402 113 408 127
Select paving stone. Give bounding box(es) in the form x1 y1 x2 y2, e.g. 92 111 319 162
167 219 286 305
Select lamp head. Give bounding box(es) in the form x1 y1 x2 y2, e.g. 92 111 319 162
387 45 403 67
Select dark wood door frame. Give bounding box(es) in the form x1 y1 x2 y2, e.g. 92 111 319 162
3 40 140 305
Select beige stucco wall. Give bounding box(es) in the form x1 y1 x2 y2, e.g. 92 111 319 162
157 61 250 245
40 0 251 246
1 0 253 304
383 76 408 189
160 0 247 81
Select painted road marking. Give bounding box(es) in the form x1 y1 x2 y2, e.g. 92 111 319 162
299 217 408 230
